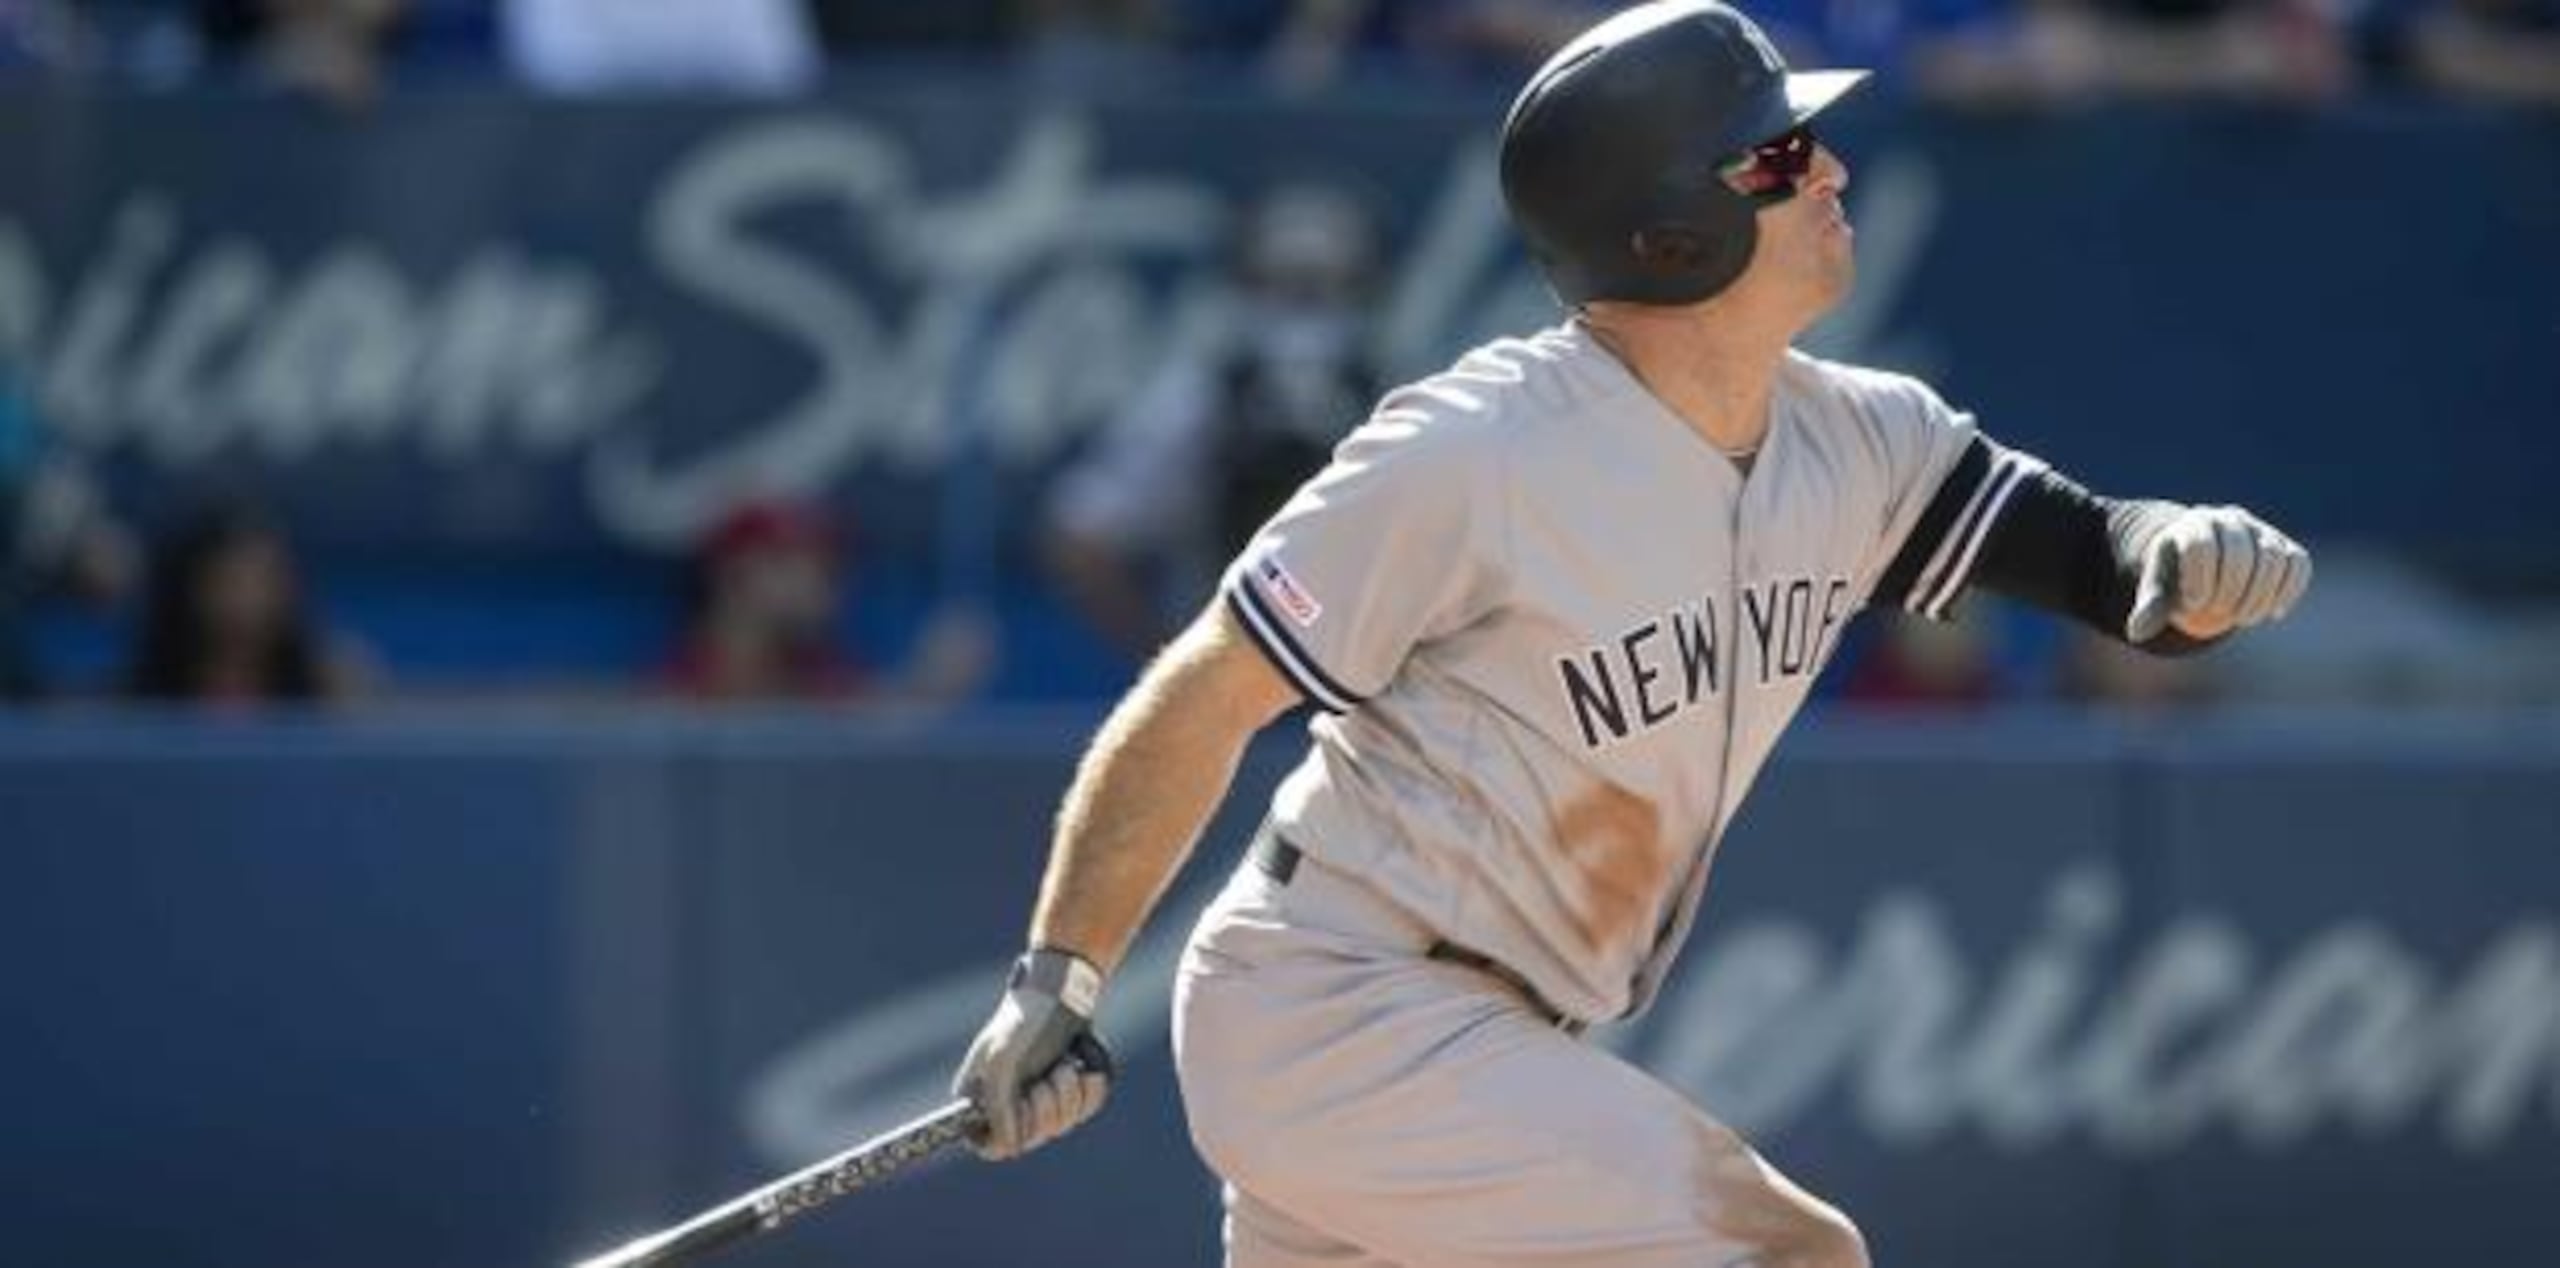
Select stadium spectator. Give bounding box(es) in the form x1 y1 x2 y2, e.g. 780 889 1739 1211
1042 180 1384 662
2399 0 2560 107
125 497 365 707
1909 0 2353 107
395 0 499 72
195 0 409 107
662 498 992 706
2186 550 2560 708
2056 623 2217 711
1008 0 1176 83
0 0 93 75
1174 0 1607 89
1737 0 2012 77
1400 0 1619 74
804 0 1012 55
501 0 818 94
663 500 858 701
1837 608 2006 711
0 377 134 701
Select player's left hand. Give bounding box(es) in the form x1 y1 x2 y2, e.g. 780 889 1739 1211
2127 505 2312 643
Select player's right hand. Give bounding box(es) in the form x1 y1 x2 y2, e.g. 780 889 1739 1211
952 947 1116 1160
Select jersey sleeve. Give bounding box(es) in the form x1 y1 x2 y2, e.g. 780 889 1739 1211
1218 402 1498 713
1841 368 2051 620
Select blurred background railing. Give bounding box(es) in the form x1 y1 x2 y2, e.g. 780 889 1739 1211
1 2 2555 1266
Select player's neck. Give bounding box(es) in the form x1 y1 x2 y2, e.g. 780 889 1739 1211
1580 303 1793 459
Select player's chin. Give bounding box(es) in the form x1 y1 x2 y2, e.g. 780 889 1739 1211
1825 227 1856 271
1810 257 1855 310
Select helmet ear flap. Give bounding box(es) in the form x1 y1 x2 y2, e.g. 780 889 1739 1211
1627 220 1756 305
1629 225 1711 276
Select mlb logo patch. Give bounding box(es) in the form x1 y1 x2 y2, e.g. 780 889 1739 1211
1256 551 1324 627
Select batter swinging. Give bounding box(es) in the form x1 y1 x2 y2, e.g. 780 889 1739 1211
952 4 2312 1264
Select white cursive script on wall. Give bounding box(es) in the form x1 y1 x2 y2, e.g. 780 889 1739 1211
742 864 2560 1166
0 108 1939 548
0 200 657 468
590 113 1231 543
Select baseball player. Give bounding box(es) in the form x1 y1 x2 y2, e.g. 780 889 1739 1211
952 3 2313 1264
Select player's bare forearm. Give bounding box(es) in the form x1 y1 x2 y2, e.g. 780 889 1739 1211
1028 604 1302 975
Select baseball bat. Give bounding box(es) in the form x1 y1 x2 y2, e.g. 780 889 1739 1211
567 1099 984 1268
567 1033 1112 1268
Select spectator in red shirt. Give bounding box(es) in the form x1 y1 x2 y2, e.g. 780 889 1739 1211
663 500 861 702
664 498 997 707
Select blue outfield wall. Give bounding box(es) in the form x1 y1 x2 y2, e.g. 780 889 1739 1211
2 713 2557 1268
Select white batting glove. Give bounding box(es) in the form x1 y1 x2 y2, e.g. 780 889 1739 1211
2126 505 2313 643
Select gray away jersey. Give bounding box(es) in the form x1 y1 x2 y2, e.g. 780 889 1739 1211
1221 319 2046 1024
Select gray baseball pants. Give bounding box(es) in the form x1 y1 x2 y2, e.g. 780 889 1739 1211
1171 834 1868 1267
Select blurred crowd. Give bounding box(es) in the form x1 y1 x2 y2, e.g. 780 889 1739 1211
0 0 2552 108
9 160 2552 721
0 2 2552 719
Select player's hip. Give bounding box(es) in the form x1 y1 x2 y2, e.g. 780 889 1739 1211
1181 823 1440 976
1170 846 1543 1186
1172 824 1581 1168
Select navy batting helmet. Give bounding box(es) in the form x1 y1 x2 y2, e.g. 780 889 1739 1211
1498 2 1869 307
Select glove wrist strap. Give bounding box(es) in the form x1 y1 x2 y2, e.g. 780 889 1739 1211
1014 946 1105 1019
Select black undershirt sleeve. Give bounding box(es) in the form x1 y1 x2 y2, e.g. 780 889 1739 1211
1875 436 2216 656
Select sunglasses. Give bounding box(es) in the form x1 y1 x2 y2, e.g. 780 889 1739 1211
1718 124 1821 199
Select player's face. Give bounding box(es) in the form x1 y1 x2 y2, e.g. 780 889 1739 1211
1731 130 1855 317
1801 143 1856 294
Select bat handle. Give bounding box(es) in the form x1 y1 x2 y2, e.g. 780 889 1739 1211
953 1032 1115 1147
1068 1030 1117 1081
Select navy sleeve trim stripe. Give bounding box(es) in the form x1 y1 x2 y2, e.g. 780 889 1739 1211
1222 579 1360 714
1874 439 1989 611
1879 438 2051 621
1915 450 2045 619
